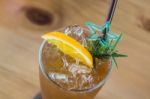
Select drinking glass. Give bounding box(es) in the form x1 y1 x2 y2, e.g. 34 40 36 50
37 26 113 99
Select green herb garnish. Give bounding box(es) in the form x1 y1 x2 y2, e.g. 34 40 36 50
85 21 127 69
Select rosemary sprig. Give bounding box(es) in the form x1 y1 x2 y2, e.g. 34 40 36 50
85 21 127 68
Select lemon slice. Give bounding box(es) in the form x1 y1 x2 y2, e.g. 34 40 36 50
42 32 93 68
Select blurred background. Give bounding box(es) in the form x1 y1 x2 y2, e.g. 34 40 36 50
0 0 150 99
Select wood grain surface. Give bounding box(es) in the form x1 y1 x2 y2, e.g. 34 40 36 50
0 0 150 99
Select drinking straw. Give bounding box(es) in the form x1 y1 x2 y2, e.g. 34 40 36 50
103 0 118 40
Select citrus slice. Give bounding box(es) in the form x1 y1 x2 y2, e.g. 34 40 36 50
42 32 93 68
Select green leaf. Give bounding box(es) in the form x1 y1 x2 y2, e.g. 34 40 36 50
111 33 123 52
112 53 128 57
112 57 118 69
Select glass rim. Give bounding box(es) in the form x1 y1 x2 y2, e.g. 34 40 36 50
38 40 113 93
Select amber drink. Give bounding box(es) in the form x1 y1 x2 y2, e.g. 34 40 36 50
39 25 113 99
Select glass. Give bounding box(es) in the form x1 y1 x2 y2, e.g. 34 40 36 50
38 26 113 99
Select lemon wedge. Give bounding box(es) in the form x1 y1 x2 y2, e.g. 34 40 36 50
42 32 93 68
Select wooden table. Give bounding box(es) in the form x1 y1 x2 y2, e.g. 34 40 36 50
0 0 150 99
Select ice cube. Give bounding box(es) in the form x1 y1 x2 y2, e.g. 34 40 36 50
64 25 88 47
49 73 68 81
64 26 72 35
72 25 84 36
62 56 69 69
68 63 92 76
64 25 84 36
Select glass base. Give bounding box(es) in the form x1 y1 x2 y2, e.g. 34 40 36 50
33 93 42 99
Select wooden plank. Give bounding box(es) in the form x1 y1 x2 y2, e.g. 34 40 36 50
0 0 150 99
